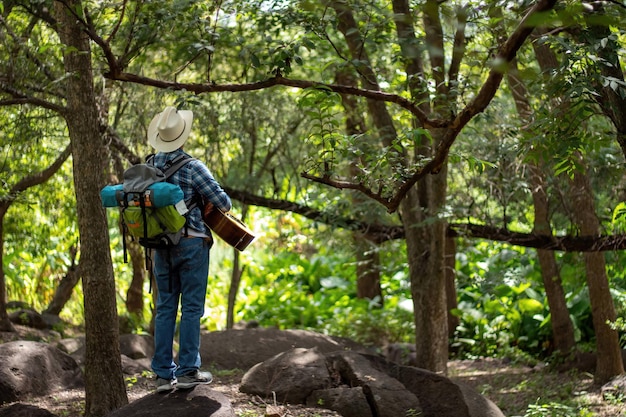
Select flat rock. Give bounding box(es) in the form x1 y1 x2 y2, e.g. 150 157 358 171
105 385 234 417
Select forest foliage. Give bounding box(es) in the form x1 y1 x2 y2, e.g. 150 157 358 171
2 0 626 399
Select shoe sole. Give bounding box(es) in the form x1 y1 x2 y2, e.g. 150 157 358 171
156 384 175 393
176 378 213 390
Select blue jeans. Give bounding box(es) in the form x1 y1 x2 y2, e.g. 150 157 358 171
151 237 211 380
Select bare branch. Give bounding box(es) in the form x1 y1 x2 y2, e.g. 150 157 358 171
300 172 393 208
225 187 626 252
448 223 626 252
0 144 72 219
103 72 447 129
104 126 141 166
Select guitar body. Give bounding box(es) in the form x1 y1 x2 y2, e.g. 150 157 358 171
203 207 255 251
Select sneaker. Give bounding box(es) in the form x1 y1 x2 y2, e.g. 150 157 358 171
156 376 177 392
176 370 213 389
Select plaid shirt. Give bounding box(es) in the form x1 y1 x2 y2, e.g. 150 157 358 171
151 149 231 234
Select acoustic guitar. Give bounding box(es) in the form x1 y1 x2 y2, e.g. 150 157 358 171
203 206 255 251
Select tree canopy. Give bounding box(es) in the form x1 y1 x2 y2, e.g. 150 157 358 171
2 0 626 414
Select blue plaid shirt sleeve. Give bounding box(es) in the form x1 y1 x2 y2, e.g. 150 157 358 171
188 159 232 211
153 150 231 233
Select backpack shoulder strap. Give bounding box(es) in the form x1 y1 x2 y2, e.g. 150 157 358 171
160 154 200 210
162 154 196 179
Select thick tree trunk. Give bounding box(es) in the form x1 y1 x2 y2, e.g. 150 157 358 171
532 27 623 381
331 0 449 372
53 1 128 414
401 181 449 373
570 155 624 383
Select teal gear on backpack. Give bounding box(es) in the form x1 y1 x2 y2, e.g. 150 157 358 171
100 182 184 208
101 154 197 256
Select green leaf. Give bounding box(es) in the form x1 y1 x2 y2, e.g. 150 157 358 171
612 202 626 222
518 298 544 314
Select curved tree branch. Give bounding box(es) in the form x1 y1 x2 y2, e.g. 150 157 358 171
8 145 72 195
0 144 72 217
103 72 446 129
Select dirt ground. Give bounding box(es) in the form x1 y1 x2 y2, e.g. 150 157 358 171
15 358 626 417
448 358 626 417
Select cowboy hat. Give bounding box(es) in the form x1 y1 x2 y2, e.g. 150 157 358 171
147 106 194 152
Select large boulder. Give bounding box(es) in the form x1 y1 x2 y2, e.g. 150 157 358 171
240 348 505 417
367 353 504 417
199 328 368 371
56 333 153 375
0 341 83 404
119 334 153 374
55 328 368 375
0 403 58 417
105 385 234 417
240 347 332 403
8 309 49 330
119 333 154 360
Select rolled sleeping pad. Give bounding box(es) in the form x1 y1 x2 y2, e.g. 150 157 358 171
100 182 184 208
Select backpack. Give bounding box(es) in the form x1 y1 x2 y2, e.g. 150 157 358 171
101 154 197 256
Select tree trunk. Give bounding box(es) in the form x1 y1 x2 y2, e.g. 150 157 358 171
528 165 576 353
53 1 128 414
532 27 623 381
43 246 81 316
0 219 15 332
226 251 243 329
125 239 146 319
226 203 249 329
506 60 576 354
331 0 449 372
335 67 383 304
445 237 459 338
401 180 449 373
570 154 624 383
355 238 382 302
394 0 451 372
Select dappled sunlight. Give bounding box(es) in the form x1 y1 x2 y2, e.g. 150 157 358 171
286 348 324 367
448 359 626 416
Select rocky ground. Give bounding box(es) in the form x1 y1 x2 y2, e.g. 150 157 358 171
3 325 626 416
22 368 343 417
17 358 626 417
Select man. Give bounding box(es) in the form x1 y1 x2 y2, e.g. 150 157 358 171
147 106 232 392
